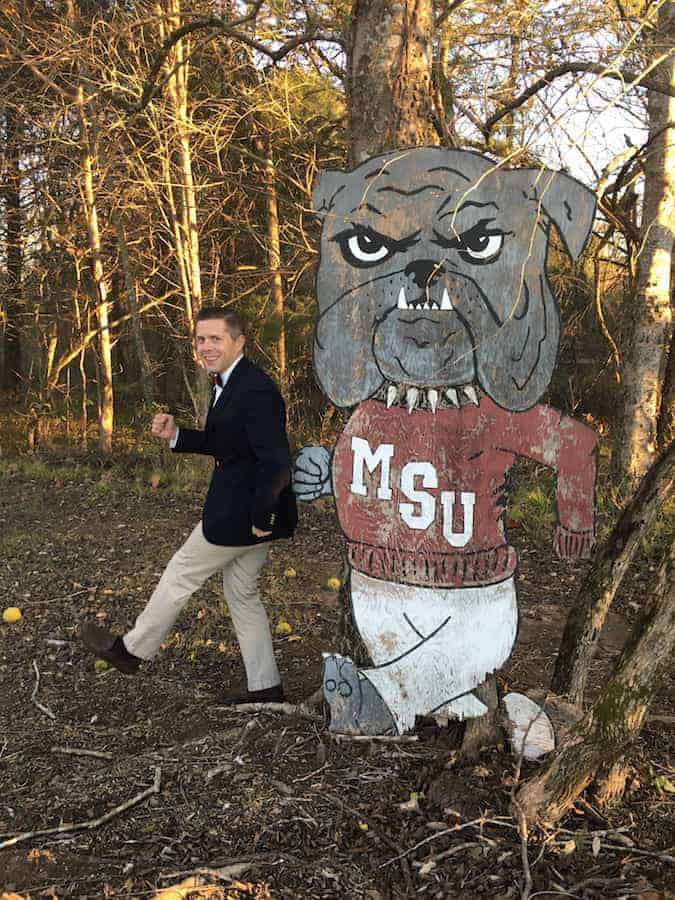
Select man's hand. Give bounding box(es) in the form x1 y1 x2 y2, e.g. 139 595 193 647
152 413 177 441
252 526 272 538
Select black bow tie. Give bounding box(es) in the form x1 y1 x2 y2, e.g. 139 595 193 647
209 372 223 388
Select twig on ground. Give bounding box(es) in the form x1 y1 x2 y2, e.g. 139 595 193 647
413 841 482 870
30 659 56 721
379 816 516 869
215 701 323 722
514 802 533 900
292 764 328 783
159 862 253 883
551 838 674 864
330 733 419 744
512 735 533 900
0 766 162 850
51 746 114 760
302 688 325 707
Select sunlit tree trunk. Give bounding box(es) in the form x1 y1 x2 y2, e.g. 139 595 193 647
256 138 286 386
77 85 114 454
2 107 22 388
617 1 675 488
347 0 437 164
160 0 203 327
113 210 154 407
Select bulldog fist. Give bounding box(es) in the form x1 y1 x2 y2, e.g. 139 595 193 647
152 413 177 441
293 445 332 502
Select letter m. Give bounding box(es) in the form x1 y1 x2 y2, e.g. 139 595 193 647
349 437 394 500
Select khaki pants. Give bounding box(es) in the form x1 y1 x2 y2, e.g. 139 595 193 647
124 523 279 691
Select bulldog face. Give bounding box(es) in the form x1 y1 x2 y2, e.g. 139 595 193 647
312 148 595 411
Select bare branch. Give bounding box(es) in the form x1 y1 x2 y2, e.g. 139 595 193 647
484 60 675 133
115 12 345 114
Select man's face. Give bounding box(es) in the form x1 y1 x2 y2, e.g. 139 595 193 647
195 318 245 374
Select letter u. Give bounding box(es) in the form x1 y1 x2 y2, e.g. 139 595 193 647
440 491 476 548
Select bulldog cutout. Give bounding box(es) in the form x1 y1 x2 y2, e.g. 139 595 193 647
294 148 598 739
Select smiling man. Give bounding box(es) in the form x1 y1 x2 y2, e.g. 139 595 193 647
82 307 297 704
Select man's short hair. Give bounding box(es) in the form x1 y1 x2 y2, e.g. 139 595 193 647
195 306 245 340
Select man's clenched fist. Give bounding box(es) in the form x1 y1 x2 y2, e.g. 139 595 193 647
152 413 177 441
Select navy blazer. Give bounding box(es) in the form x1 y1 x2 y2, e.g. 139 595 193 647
173 356 297 546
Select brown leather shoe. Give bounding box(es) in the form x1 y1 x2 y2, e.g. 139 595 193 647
81 623 141 675
219 684 285 705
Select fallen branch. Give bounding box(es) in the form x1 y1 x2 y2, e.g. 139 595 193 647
0 766 162 849
330 733 419 744
379 816 516 869
30 660 56 721
159 863 254 882
51 746 114 760
215 700 323 722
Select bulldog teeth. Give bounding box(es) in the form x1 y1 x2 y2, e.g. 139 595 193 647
445 387 459 407
441 289 453 311
463 385 479 405
428 389 439 414
386 384 399 408
406 387 419 414
397 288 408 310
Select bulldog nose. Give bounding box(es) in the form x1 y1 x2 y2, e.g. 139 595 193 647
404 260 445 289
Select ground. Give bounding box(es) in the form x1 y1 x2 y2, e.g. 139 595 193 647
0 455 672 899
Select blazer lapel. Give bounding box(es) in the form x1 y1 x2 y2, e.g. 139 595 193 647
208 356 249 419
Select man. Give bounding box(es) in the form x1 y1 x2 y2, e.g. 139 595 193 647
82 307 297 704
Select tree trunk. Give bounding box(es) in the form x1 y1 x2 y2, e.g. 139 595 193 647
347 0 437 164
77 85 114 454
616 1 675 489
162 0 202 324
516 537 675 827
257 138 286 387
552 442 674 705
112 211 154 408
460 675 501 760
2 107 22 389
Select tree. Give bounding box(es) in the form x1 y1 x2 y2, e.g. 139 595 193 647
616 0 675 490
517 447 674 826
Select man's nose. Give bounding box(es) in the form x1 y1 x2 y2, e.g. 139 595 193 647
404 260 446 290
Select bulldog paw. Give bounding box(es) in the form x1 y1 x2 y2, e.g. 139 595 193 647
322 653 395 736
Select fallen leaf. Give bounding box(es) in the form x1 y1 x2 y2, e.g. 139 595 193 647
275 619 292 636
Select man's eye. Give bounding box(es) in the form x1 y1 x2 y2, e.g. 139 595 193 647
337 228 393 267
459 228 503 263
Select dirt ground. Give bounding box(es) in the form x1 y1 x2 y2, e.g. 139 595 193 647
0 456 673 899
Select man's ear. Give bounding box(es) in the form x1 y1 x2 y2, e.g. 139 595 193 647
312 169 348 218
523 169 596 260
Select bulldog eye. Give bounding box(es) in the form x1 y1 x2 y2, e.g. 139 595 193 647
334 225 395 267
348 232 390 263
458 223 504 264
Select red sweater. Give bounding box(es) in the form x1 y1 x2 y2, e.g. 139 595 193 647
332 398 597 589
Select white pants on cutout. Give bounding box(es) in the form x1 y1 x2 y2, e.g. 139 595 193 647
351 570 518 734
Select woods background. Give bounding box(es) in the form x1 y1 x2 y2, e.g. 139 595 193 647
0 0 672 490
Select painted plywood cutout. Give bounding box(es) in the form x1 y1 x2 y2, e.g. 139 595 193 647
293 148 598 739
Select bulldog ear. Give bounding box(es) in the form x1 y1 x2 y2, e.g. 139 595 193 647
530 170 596 260
312 169 348 218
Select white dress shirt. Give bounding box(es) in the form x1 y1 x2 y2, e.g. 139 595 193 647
170 354 244 448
